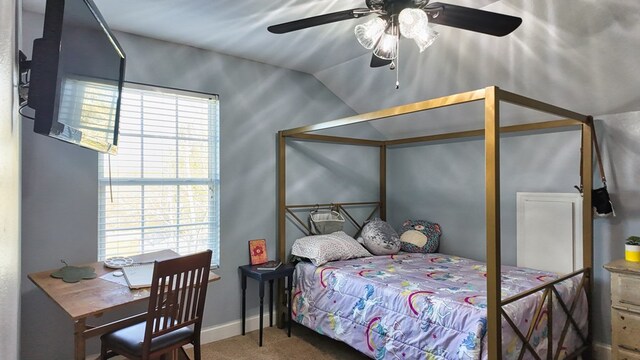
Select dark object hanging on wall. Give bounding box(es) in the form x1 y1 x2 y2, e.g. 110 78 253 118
592 186 614 217
591 117 615 217
21 0 126 154
576 116 615 217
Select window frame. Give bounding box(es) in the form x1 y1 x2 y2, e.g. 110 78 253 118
97 81 220 266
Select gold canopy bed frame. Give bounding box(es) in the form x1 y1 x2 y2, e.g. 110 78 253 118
276 86 593 359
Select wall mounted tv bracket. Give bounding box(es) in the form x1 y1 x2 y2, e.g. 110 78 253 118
18 50 31 106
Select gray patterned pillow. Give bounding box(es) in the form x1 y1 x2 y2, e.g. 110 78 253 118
291 231 372 266
360 220 401 255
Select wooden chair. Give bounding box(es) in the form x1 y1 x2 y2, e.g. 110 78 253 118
101 250 212 360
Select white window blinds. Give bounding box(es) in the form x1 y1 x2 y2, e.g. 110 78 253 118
98 83 219 266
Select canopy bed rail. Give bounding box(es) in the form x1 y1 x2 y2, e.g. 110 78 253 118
276 86 594 358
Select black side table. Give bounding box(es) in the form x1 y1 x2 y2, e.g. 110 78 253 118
239 263 295 346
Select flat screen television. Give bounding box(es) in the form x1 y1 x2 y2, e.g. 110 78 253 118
27 0 125 154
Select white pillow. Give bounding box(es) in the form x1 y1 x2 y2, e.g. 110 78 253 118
291 231 372 266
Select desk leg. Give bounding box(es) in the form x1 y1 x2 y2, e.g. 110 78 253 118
287 275 293 337
73 318 86 360
269 279 274 327
241 274 247 336
259 280 264 347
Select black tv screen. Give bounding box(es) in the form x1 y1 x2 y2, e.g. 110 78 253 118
28 0 125 154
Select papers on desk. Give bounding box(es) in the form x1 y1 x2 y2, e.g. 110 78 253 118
101 250 181 289
122 263 155 289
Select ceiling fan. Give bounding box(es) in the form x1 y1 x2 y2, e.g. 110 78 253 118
267 0 522 68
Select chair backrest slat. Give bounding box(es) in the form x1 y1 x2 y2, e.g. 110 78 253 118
185 269 197 320
177 270 189 323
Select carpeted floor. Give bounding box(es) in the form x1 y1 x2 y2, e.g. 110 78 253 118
186 323 370 360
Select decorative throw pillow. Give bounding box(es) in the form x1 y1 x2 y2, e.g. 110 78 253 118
398 220 441 253
360 219 401 255
291 231 372 266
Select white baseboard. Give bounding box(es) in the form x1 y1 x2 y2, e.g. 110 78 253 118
198 313 273 344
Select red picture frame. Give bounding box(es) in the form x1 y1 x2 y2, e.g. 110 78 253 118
248 239 268 265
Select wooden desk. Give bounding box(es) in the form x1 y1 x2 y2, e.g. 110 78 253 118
28 250 220 360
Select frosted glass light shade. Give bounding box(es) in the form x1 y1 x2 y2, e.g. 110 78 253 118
398 8 428 39
354 17 387 49
413 26 439 52
373 24 398 60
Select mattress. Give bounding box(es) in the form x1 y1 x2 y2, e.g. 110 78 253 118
292 253 587 360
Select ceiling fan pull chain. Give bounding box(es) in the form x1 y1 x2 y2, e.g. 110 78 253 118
395 31 400 90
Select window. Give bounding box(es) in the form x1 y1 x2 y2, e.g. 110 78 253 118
98 83 219 266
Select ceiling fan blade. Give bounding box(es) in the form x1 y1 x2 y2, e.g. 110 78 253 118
268 8 373 34
370 54 392 68
425 2 522 37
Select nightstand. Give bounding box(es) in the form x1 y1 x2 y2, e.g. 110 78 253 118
239 263 295 346
605 259 640 359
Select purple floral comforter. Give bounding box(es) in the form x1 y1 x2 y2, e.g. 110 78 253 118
292 253 587 359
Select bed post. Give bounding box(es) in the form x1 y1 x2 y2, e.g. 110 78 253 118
277 131 286 328
485 86 501 358
380 144 387 221
581 119 594 355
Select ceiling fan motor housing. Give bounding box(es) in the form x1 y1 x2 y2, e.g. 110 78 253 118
367 0 430 14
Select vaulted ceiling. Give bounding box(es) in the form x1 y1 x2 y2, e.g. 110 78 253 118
22 0 640 135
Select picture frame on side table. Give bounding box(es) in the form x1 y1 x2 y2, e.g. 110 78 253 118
248 239 268 265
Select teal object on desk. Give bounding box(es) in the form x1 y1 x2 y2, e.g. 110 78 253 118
50 260 97 283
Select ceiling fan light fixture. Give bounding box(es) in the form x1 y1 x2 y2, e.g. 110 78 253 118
398 8 428 39
354 17 387 49
413 26 439 52
373 22 398 60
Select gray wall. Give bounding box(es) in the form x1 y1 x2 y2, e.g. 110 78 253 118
1 1 21 359
591 112 640 345
387 115 640 345
387 129 581 263
20 10 382 359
